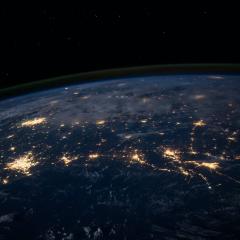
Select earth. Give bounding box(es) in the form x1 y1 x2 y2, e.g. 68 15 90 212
0 73 240 239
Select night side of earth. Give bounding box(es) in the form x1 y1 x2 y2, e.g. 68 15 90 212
0 74 240 239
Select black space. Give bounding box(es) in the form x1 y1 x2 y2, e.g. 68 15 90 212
0 3 240 89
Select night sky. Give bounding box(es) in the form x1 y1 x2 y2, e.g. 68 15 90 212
0 3 240 89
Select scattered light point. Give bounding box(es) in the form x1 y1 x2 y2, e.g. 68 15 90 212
5 152 38 176
193 94 206 100
2 178 9 185
200 162 220 170
21 117 46 127
96 120 105 125
163 148 181 161
140 119 148 123
60 154 78 166
227 137 236 142
89 153 100 159
189 150 198 155
124 135 132 139
130 150 145 165
6 134 14 139
178 167 190 176
193 120 206 127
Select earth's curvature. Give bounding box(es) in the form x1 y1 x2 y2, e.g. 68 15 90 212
1 74 240 239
